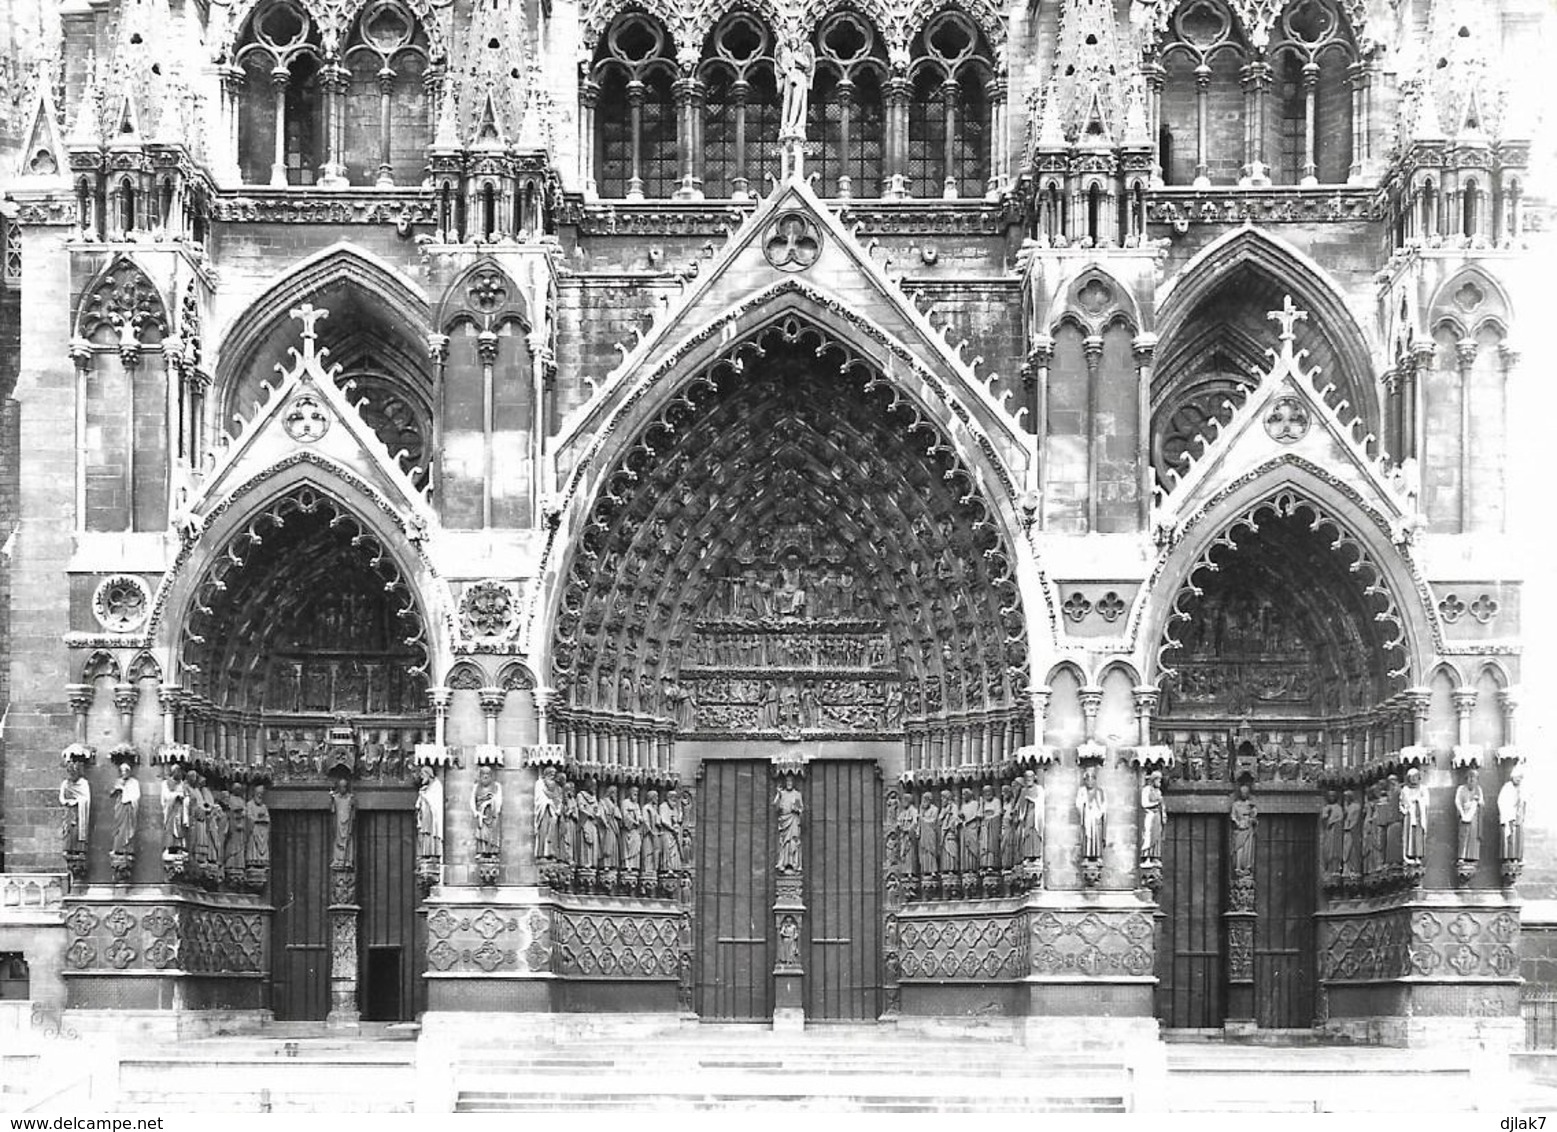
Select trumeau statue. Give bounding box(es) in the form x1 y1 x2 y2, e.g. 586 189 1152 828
329 775 357 869
774 774 804 873
1230 781 1258 874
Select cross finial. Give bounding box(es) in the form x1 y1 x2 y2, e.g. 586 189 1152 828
290 302 328 341
1268 295 1307 343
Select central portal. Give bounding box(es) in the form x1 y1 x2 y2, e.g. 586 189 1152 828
695 759 882 1021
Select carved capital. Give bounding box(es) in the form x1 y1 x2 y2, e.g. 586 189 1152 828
427 686 452 714
1132 684 1161 717
112 682 139 716
66 683 95 716
426 332 449 363
1078 685 1103 720
476 329 500 364
68 337 92 368
1455 338 1478 369
477 687 506 718
1131 333 1158 365
1452 688 1478 718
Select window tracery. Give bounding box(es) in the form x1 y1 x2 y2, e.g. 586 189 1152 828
906 12 992 199
592 14 679 200
698 13 781 199
810 12 888 199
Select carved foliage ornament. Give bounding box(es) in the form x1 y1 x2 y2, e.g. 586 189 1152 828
461 581 518 641
93 574 151 633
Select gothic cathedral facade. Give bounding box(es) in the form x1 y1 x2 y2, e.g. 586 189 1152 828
0 0 1546 1048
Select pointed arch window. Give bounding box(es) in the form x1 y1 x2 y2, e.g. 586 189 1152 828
593 15 678 200
811 12 888 199
1268 0 1358 185
906 13 993 199
1156 0 1247 186
234 2 325 186
699 14 781 199
342 0 433 187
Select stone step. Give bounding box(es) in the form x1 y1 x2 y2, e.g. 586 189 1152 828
456 1094 1123 1113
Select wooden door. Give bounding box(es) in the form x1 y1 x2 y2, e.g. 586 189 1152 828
359 808 425 1022
695 761 775 1020
1155 812 1225 1029
271 811 330 1021
803 761 882 1021
1254 813 1317 1028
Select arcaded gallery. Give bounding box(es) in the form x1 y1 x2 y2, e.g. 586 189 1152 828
0 0 1549 1110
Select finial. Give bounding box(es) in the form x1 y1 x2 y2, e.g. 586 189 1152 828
290 302 328 341
1267 295 1307 344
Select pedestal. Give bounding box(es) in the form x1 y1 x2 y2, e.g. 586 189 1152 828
773 871 804 1030
327 863 360 1030
1224 909 1256 1030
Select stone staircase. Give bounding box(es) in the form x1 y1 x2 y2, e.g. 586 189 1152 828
446 1030 1134 1112
113 1030 418 1114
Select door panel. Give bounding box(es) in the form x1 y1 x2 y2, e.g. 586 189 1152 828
271 811 330 1021
1254 813 1317 1028
1155 812 1225 1029
804 762 882 1021
695 761 775 1020
359 809 425 1021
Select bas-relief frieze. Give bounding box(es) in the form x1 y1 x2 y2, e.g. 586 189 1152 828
1318 903 1520 984
894 905 1156 983
424 899 689 980
61 895 268 976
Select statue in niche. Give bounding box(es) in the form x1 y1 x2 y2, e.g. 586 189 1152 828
245 782 271 890
917 790 940 875
1140 770 1166 865
328 775 356 869
1341 788 1361 878
620 785 643 872
773 774 804 873
1456 768 1484 867
898 790 919 875
776 914 801 969
190 772 222 884
576 779 601 869
938 788 960 872
813 564 837 617
224 782 248 887
978 784 1002 870
110 760 139 869
1319 789 1344 878
532 765 560 860
559 777 578 865
1076 767 1107 861
1360 783 1380 876
642 789 661 875
959 788 981 873
1499 765 1526 871
1017 771 1046 862
472 765 502 855
618 672 636 714
1230 781 1258 874
417 766 445 859
659 791 684 872
600 784 622 870
57 760 90 874
1399 767 1428 864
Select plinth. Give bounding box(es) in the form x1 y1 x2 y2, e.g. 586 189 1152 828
773 871 805 1031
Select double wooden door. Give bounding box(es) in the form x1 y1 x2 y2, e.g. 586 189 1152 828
1155 809 1317 1029
270 807 425 1022
694 760 882 1021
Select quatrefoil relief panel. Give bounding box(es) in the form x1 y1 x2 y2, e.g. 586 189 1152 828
763 212 823 271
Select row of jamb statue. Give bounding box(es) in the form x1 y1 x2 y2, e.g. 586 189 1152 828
57 755 272 889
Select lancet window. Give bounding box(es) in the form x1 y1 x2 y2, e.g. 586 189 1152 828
233 0 433 188
1153 0 1359 187
699 14 782 200
592 14 678 200
906 13 993 199
810 12 888 199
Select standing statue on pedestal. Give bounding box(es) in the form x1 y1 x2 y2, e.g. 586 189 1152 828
416 765 444 896
1076 766 1107 861
621 785 643 874
329 775 357 870
533 765 560 861
1455 767 1484 881
576 779 601 875
977 784 1002 871
245 781 271 892
191 771 222 888
1383 773 1405 868
897 789 919 877
224 782 248 889
59 763 92 880
1017 770 1045 863
917 790 940 878
1230 781 1258 875
1139 770 1166 864
1399 766 1428 867
162 765 191 881
472 765 502 886
1319 789 1344 882
1499 764 1526 884
1341 788 1361 880
110 759 139 883
601 784 623 876
776 40 815 139
641 788 661 885
773 773 804 873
